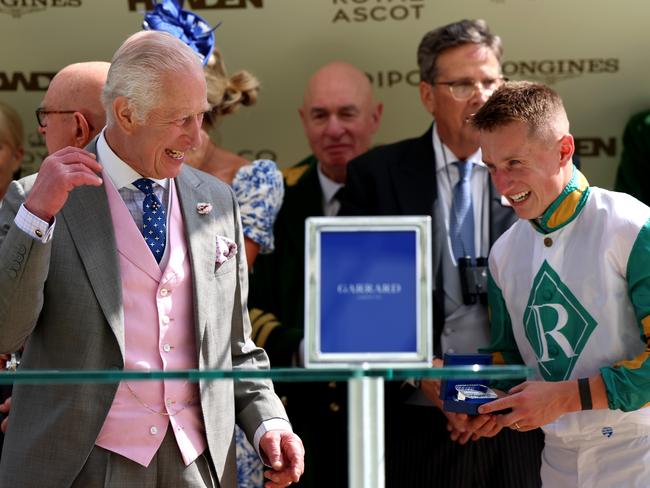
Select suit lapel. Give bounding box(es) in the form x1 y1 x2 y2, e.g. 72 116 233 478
61 182 125 359
176 167 226 349
388 127 438 216
387 126 442 287
285 160 323 257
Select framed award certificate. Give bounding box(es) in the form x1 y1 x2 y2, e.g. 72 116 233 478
304 216 432 368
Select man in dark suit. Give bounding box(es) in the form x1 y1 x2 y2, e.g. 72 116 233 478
340 19 544 488
0 31 303 488
249 62 382 487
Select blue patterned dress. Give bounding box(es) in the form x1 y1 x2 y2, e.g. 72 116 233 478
232 159 284 256
231 159 284 488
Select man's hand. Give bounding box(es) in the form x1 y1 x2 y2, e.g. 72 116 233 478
260 430 304 488
0 396 10 433
24 147 103 222
421 358 503 444
420 378 494 443
478 380 581 431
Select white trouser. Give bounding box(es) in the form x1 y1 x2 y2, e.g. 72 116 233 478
541 421 650 488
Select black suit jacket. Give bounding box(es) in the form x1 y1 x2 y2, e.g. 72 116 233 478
340 125 517 353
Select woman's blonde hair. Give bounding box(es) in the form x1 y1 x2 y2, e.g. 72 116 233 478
0 101 24 151
204 48 259 126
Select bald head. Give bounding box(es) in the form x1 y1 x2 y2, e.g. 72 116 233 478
302 62 374 109
39 61 110 153
299 62 382 183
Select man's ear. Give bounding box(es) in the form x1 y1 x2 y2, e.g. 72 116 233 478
113 97 137 134
419 81 436 115
559 134 574 167
72 112 91 149
370 102 384 133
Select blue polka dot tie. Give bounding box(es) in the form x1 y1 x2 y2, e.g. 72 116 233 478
133 178 167 263
449 161 475 261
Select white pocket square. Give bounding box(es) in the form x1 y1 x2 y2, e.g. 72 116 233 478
216 235 237 265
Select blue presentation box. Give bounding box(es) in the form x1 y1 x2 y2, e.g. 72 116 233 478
440 353 499 415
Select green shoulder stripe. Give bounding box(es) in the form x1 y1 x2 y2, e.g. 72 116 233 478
626 217 650 324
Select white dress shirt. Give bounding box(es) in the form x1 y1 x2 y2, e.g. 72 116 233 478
317 163 344 217
432 123 492 356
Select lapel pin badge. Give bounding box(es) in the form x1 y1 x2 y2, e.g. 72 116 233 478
196 202 213 215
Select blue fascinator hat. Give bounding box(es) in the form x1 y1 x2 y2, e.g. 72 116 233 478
143 0 218 66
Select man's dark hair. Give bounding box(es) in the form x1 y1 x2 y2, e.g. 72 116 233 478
417 19 503 84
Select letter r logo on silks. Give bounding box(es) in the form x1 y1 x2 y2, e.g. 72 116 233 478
523 260 597 380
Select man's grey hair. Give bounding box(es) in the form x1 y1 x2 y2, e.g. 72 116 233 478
417 19 503 84
102 31 203 125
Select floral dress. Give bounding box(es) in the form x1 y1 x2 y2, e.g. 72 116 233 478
231 159 284 488
232 159 284 256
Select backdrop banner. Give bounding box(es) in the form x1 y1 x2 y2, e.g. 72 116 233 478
1 0 648 188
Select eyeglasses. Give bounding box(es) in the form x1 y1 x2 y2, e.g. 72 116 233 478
35 108 77 128
434 77 507 101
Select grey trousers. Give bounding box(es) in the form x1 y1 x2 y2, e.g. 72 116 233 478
72 426 218 488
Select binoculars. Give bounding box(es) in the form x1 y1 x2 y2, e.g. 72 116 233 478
458 256 488 306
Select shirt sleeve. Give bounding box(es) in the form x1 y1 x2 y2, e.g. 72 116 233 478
253 418 293 465
231 160 284 255
15 204 55 243
601 218 650 411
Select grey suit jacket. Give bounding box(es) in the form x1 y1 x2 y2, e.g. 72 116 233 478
0 141 287 487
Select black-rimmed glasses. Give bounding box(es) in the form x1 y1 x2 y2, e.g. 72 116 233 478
35 108 77 128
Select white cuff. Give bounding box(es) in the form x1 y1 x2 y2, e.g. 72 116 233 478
15 204 55 243
253 417 293 465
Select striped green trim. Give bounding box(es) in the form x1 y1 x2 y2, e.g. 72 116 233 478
533 166 590 234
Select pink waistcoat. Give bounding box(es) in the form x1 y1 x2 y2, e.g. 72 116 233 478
95 176 207 467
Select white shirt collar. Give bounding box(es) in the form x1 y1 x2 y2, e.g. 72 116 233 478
432 122 484 172
316 162 343 205
96 129 169 190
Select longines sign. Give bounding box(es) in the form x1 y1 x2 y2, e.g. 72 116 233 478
128 0 262 10
0 0 81 18
503 58 619 85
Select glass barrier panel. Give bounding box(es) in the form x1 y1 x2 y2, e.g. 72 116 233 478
0 365 532 384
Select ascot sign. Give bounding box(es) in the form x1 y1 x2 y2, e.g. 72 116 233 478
332 0 425 23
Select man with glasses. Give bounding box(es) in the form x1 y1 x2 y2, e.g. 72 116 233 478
36 61 110 154
340 19 544 487
0 60 111 453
